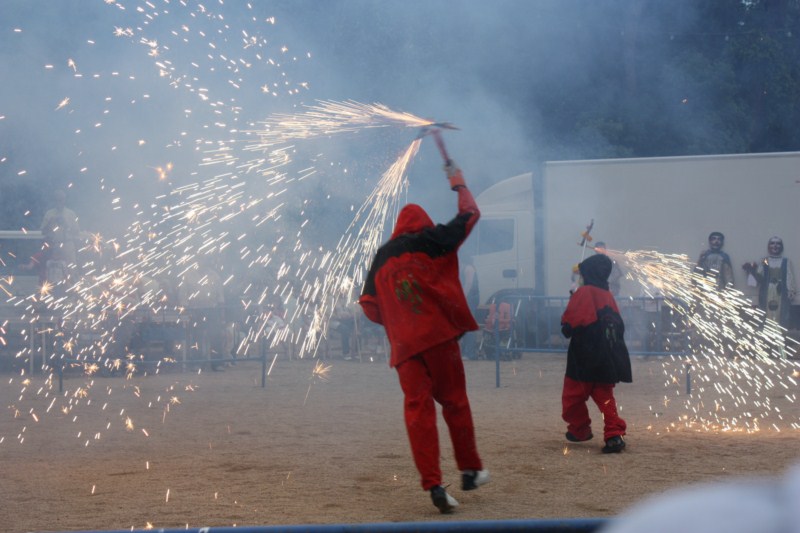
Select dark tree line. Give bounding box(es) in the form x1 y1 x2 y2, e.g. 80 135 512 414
521 0 800 161
4 0 800 231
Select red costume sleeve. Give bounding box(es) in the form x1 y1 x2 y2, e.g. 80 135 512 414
561 287 599 328
358 294 383 325
457 186 480 237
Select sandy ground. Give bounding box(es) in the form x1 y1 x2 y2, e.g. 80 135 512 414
1 351 799 533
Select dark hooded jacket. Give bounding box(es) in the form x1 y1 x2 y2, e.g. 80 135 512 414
561 254 632 383
359 187 480 367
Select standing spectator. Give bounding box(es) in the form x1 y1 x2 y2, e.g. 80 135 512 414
560 253 632 454
743 236 796 328
40 189 80 267
696 232 734 290
693 232 735 357
359 159 489 514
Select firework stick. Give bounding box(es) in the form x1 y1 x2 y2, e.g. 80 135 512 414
430 128 452 165
578 219 594 261
416 122 458 163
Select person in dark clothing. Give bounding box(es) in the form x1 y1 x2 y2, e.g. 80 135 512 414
593 241 624 296
696 231 734 290
560 253 632 454
359 160 489 514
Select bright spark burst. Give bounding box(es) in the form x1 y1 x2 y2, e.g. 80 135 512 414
311 359 332 382
246 100 435 145
304 359 333 406
0 0 463 458
619 249 800 432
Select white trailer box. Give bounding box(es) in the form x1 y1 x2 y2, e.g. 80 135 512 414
472 151 800 302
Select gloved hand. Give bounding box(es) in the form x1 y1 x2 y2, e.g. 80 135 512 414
561 323 573 338
444 160 466 190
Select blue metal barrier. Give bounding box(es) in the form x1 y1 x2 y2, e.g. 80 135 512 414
477 293 693 388
56 354 270 392
68 518 607 533
479 293 691 359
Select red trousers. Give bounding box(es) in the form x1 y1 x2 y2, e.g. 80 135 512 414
396 338 483 490
562 375 626 441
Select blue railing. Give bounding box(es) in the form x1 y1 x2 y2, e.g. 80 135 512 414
67 518 607 533
11 294 695 394
477 293 691 359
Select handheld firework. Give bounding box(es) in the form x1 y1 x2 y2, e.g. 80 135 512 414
569 219 595 295
415 122 465 189
415 122 459 165
578 219 594 261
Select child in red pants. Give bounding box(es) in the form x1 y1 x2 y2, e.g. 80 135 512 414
561 253 632 453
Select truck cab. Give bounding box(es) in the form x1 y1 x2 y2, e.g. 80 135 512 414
467 172 535 305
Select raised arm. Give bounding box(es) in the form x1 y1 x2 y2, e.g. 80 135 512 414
445 160 480 236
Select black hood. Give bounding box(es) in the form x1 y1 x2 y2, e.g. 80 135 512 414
579 254 612 290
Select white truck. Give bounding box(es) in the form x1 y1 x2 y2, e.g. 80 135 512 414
468 151 800 303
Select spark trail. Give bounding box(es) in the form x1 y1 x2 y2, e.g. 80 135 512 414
2 96 433 450
14 99 430 365
2 0 439 451
617 249 800 432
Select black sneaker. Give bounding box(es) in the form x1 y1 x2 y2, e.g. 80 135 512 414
565 431 593 442
601 436 626 453
461 469 490 491
430 485 459 514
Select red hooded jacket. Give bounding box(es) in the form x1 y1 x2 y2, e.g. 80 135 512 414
359 187 480 367
561 254 632 384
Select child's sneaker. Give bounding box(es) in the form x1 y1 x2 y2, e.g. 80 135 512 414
565 431 593 442
430 485 459 514
601 435 626 453
461 469 490 491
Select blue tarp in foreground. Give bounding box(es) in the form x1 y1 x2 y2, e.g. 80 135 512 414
68 518 608 533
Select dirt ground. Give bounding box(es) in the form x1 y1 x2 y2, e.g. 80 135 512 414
1 352 799 533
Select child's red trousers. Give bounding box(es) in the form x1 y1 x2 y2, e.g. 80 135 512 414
562 375 626 441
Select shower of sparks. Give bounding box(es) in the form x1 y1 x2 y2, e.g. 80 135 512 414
247 100 434 144
615 249 800 432
1 0 438 452
304 359 333 406
299 139 419 357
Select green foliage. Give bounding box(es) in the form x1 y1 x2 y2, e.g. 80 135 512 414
526 0 800 159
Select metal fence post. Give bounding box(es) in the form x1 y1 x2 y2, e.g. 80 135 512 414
685 361 692 395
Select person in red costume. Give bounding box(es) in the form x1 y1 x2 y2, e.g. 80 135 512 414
560 253 632 454
359 160 489 514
